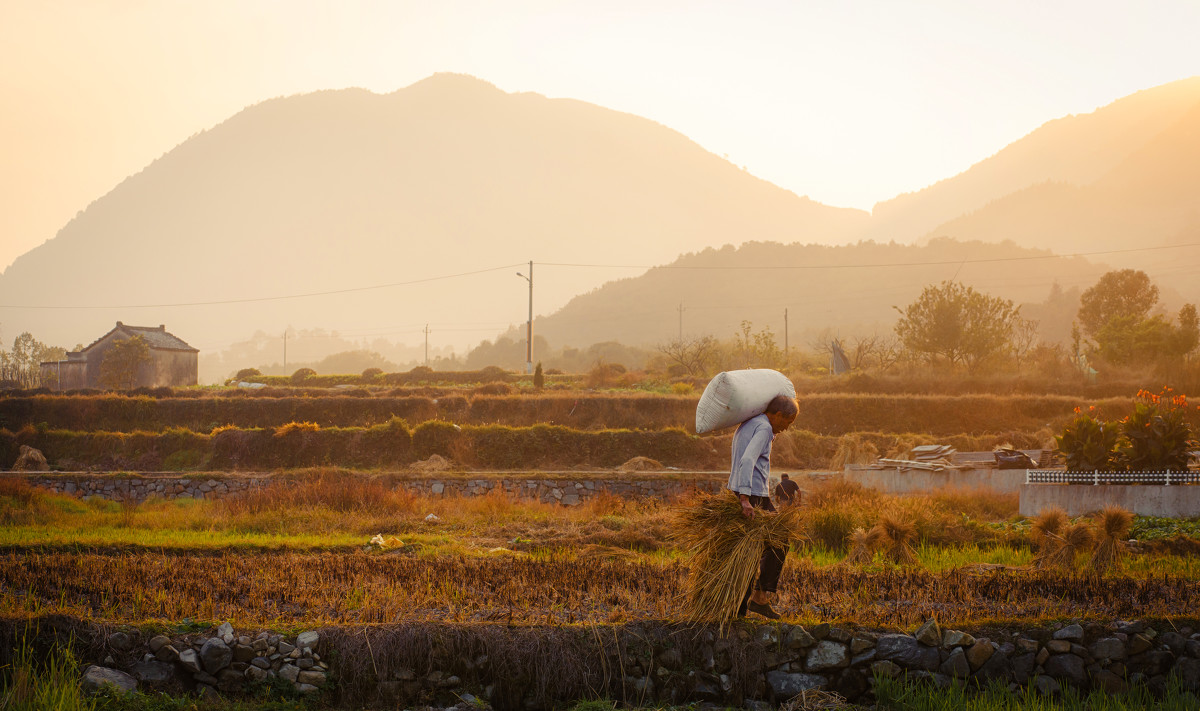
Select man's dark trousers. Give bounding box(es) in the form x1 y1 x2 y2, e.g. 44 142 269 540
737 494 787 615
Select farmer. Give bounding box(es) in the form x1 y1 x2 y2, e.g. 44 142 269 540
774 472 801 507
728 393 799 619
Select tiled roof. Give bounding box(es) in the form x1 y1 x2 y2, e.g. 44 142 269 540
80 322 198 353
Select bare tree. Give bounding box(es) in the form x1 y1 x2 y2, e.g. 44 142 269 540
656 335 719 376
1010 318 1040 372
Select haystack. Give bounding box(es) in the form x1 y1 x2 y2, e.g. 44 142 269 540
866 513 918 566
1088 506 1133 576
616 456 664 472
411 454 452 472
673 491 801 626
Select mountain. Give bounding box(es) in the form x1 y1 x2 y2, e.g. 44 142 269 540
530 239 1111 349
924 95 1200 296
866 77 1200 243
0 73 868 356
6 73 1200 373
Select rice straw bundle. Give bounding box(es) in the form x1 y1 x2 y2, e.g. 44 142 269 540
1038 522 1093 571
867 513 918 566
1088 506 1134 576
842 527 875 566
1031 508 1067 547
1029 507 1068 568
673 491 802 626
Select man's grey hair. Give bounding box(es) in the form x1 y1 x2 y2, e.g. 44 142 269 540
765 394 798 418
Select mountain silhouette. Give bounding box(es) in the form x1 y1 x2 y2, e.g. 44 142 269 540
3 73 1199 371
529 239 1111 350
0 73 867 354
867 77 1200 245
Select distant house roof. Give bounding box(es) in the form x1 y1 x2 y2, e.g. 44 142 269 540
80 322 199 354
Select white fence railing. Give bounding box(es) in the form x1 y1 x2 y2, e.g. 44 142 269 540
1026 469 1200 486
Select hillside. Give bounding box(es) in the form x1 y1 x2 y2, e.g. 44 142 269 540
927 97 1200 297
0 73 868 353
531 239 1110 348
866 77 1200 244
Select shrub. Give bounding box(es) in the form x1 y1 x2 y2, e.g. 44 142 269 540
412 421 462 459
361 367 384 380
235 367 261 379
1118 388 1194 470
290 368 316 384
533 362 545 389
805 508 858 552
1056 407 1120 471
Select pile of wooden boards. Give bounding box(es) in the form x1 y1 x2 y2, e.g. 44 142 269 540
877 444 958 471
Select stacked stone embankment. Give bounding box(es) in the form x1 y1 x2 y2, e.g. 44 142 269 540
71 618 1200 708
19 472 727 506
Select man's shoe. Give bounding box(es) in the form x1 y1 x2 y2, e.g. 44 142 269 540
747 600 780 620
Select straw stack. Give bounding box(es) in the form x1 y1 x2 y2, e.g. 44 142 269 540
1089 506 1134 575
673 491 802 626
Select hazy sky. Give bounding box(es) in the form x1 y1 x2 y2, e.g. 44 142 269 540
3 0 1199 273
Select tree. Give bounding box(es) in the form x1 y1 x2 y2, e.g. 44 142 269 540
656 335 718 376
0 330 66 388
1173 304 1200 359
98 335 151 390
732 320 784 369
1010 318 1041 372
893 281 1027 370
1077 270 1159 338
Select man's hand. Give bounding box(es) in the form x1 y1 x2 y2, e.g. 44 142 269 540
740 496 756 518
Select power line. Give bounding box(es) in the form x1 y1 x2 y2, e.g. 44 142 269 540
0 263 526 310
540 242 1200 271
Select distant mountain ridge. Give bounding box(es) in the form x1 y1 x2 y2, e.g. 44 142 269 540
0 73 868 355
530 239 1112 349
867 76 1200 245
2 73 1200 372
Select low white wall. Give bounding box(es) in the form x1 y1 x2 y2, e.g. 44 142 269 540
845 466 1026 495
1019 484 1200 517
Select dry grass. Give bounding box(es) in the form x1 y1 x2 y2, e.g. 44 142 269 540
6 553 1200 628
796 479 1018 553
1089 506 1135 576
672 492 802 626
829 434 879 469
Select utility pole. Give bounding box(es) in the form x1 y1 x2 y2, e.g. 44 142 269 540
784 308 789 362
423 324 430 367
516 261 534 374
677 302 686 340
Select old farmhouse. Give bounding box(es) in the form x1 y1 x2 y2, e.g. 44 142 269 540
40 322 198 390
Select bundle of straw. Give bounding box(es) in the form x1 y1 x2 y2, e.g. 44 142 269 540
1037 522 1093 571
1088 506 1134 576
868 513 918 566
842 527 875 566
673 491 802 626
1029 507 1068 569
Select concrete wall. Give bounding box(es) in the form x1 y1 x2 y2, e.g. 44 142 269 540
1020 484 1200 517
150 349 198 387
846 466 1027 495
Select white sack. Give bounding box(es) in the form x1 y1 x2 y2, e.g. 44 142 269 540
694 369 796 434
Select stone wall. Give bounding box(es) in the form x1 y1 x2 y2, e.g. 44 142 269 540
66 618 1200 709
16 472 728 506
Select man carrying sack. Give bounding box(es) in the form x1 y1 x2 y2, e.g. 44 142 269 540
727 394 799 619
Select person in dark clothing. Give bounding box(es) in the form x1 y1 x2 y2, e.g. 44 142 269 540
726 394 799 619
774 473 800 506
